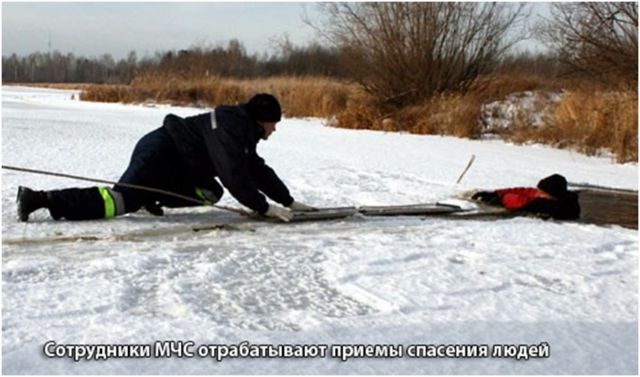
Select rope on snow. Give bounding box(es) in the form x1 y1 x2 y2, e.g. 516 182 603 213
2 164 250 217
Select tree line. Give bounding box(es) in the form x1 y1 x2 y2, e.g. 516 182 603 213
3 2 636 103
1 39 345 84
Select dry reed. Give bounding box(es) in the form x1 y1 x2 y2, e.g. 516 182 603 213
80 73 356 119
79 73 636 162
539 89 638 163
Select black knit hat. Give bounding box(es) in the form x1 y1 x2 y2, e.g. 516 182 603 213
245 93 282 122
537 174 568 197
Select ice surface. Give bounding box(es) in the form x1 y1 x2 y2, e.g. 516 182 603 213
2 86 637 374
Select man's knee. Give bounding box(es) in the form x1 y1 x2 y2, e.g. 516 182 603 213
195 184 223 205
112 186 146 214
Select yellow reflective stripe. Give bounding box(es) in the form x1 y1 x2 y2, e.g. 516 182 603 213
98 187 116 218
194 187 211 205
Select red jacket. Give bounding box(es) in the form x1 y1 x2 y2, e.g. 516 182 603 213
494 187 554 210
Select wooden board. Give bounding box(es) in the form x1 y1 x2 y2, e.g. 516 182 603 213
289 204 464 222
290 207 358 222
358 203 462 216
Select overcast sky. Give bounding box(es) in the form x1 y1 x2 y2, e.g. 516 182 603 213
2 2 550 60
2 2 321 59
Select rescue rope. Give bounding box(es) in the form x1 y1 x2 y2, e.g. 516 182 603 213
1 165 250 217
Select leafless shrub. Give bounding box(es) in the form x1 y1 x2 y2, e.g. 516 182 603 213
309 3 527 110
539 2 638 85
496 51 563 79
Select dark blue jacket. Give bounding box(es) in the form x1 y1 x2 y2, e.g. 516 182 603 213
162 105 293 213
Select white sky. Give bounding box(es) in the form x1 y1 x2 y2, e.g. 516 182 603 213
2 2 550 60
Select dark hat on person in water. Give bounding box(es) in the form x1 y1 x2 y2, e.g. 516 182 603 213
537 174 569 197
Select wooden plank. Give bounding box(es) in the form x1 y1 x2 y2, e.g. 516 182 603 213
289 204 465 221
290 207 358 222
359 204 462 216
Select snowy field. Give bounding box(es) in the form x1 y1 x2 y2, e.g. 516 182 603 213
2 86 637 374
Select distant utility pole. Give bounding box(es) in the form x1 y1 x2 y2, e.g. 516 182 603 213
48 32 52 55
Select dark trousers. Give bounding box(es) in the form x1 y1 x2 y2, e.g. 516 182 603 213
46 127 223 220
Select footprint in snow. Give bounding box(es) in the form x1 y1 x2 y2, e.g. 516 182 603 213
514 274 577 295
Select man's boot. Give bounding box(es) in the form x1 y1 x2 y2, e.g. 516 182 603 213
16 186 48 222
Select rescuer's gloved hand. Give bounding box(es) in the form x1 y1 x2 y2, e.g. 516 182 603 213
265 204 293 222
288 200 318 212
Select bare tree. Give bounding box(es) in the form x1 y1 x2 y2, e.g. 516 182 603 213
267 34 344 76
540 2 638 84
309 3 527 109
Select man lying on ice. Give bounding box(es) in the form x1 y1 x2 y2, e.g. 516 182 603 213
471 174 580 220
16 93 316 223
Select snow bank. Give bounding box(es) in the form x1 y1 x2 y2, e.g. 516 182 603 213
2 86 637 374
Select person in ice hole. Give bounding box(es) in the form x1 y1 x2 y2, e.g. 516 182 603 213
471 174 580 220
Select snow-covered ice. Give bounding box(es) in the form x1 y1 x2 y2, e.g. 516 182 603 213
2 86 638 374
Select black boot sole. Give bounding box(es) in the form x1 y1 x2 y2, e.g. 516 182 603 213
17 186 30 222
17 186 45 222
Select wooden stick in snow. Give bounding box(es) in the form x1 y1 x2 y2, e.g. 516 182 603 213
456 154 476 184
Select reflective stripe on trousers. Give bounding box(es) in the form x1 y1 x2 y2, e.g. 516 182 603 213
98 187 126 218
